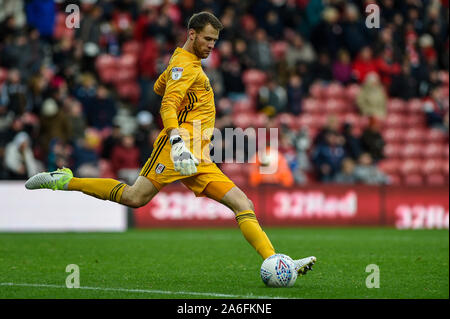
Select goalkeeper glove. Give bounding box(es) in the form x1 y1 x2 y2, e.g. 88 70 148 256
170 135 199 176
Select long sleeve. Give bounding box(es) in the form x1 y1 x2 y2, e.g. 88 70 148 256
158 64 199 132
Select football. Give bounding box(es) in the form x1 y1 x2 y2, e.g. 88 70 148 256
260 254 298 287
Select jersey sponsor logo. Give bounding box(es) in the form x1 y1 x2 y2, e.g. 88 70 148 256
171 67 184 80
155 163 166 174
204 79 211 91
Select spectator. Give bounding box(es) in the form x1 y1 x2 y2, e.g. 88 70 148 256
286 73 304 115
390 61 419 99
334 157 357 184
249 146 294 188
354 152 389 185
3 131 39 179
342 3 369 58
111 134 140 184
84 85 117 131
375 47 402 89
38 97 71 159
310 52 333 82
285 33 317 68
360 117 385 163
311 6 343 60
257 77 287 116
342 122 362 161
314 114 340 146
356 72 387 119
312 131 346 182
333 49 353 85
72 130 101 178
248 28 273 71
423 87 449 132
352 46 377 83
101 124 122 160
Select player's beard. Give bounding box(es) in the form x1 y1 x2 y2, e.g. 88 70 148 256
193 37 208 59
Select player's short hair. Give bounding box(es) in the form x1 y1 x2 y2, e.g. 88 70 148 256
188 11 223 33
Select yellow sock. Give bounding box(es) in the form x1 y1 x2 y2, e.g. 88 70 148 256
68 178 126 203
235 210 275 260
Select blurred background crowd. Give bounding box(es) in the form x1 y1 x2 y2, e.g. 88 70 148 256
0 0 448 187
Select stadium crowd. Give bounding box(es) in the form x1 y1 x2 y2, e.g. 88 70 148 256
0 0 448 187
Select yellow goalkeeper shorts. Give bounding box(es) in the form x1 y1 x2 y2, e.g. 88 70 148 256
139 134 235 199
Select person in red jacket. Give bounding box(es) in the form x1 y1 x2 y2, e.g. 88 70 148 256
352 46 378 83
111 135 141 184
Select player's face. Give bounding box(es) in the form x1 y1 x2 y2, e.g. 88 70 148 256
193 24 219 59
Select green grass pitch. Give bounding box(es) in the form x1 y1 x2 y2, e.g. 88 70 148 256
0 228 448 299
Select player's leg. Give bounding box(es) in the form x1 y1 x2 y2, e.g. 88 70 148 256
25 168 159 208
203 182 275 260
203 181 316 274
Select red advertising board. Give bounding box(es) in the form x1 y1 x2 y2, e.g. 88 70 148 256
134 183 262 228
134 184 449 229
262 185 381 226
384 186 449 229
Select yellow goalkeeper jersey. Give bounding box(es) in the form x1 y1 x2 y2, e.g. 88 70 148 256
154 47 215 154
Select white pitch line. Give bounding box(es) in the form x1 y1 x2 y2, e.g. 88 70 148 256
0 282 292 299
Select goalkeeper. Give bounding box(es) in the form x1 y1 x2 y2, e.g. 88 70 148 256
25 12 315 275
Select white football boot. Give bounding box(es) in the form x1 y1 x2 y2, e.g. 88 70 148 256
25 168 73 191
294 256 317 276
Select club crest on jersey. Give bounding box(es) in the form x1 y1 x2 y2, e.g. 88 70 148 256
171 67 184 80
155 163 165 174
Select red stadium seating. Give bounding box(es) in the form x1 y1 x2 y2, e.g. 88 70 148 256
406 98 423 114
426 174 447 186
400 143 423 158
404 114 425 127
324 82 345 99
421 159 443 175
379 159 402 175
425 129 447 143
345 84 360 102
403 174 424 186
423 143 445 158
302 98 322 113
309 82 325 99
400 159 421 175
404 128 426 143
384 143 402 158
242 69 267 86
387 98 406 113
383 113 405 128
383 128 404 143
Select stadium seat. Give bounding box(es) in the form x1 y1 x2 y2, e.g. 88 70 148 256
406 98 423 114
275 113 296 129
383 128 404 143
232 112 253 129
404 128 426 143
323 82 345 99
324 99 346 113
400 143 423 158
405 114 425 127
302 98 321 113
421 159 443 175
384 143 402 158
242 69 267 86
122 41 141 56
387 98 406 113
403 174 424 186
118 53 138 69
96 54 118 73
444 145 449 159
425 129 447 143
400 159 421 175
345 84 360 102
233 99 254 113
387 174 402 185
426 174 446 186
309 82 325 99
378 159 402 175
383 113 404 128
116 82 140 104
423 143 444 159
